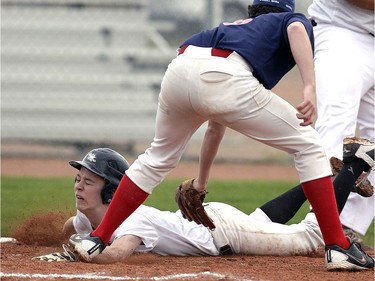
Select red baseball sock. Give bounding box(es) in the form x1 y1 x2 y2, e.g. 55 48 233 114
92 174 149 244
302 176 350 249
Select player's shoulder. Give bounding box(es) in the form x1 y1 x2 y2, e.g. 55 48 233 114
255 12 310 27
284 12 310 23
260 12 308 20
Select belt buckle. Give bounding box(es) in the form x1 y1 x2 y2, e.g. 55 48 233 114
219 244 233 256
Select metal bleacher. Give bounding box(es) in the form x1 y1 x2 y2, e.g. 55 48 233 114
1 0 177 154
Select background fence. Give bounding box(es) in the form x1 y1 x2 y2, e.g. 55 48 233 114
1 0 312 163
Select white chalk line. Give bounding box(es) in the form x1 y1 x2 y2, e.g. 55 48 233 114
0 271 254 280
0 237 17 243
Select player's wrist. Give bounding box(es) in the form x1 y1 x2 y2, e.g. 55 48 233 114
194 178 207 192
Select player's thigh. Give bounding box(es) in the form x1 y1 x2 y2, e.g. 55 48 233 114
314 26 364 103
128 104 205 192
154 103 204 155
225 93 331 181
227 93 320 154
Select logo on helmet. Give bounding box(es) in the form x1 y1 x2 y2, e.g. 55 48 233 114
85 152 97 163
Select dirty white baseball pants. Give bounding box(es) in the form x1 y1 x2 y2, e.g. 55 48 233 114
127 46 332 193
205 202 324 256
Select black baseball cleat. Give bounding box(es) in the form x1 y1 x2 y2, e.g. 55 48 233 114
343 137 374 169
325 241 374 271
69 233 105 262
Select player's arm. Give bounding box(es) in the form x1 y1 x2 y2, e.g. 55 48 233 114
91 234 142 264
62 217 76 239
287 21 316 126
194 120 226 192
345 0 374 11
175 120 224 230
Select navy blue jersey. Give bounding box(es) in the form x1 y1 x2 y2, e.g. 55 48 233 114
181 13 314 89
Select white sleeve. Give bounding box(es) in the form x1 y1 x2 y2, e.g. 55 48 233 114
113 209 159 252
72 207 157 250
72 210 93 234
109 205 217 256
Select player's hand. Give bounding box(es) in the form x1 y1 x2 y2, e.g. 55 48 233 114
175 179 216 230
296 86 316 126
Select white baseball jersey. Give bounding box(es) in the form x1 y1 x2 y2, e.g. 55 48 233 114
74 205 219 256
308 0 375 234
73 202 324 256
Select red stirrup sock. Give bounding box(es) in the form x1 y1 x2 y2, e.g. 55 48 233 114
302 176 350 249
92 174 149 244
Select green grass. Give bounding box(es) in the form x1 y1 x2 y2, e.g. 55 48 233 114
1 176 373 246
1 177 76 235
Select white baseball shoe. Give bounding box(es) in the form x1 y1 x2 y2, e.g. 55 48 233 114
69 233 105 262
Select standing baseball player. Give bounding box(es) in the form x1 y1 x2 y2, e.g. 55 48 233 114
69 0 374 270
34 143 373 264
308 0 375 244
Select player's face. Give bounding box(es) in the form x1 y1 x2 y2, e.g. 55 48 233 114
74 167 106 213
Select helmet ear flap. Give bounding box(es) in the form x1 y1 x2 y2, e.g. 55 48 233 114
101 181 116 204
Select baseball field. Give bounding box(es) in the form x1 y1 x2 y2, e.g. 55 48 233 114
1 157 374 281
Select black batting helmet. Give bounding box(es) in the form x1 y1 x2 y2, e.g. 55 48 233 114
69 148 130 204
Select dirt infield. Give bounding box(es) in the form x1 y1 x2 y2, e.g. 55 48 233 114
2 157 374 280
1 239 374 281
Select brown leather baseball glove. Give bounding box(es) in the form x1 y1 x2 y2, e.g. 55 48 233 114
175 179 216 230
354 171 374 197
330 156 373 197
329 156 344 177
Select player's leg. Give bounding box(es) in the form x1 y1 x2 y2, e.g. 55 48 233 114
219 86 374 269
222 89 346 244
92 54 207 238
340 87 375 238
91 106 204 241
313 25 362 158
258 184 306 224
259 156 372 224
206 202 324 256
70 56 206 261
341 193 374 237
314 25 375 242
